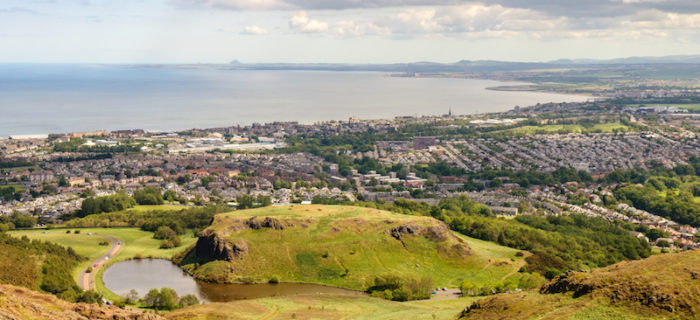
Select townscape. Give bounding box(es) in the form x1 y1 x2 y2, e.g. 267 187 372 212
3 98 700 254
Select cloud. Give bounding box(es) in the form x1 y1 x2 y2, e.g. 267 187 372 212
242 25 269 34
0 7 38 15
289 11 328 32
172 0 700 17
332 20 391 36
171 0 290 10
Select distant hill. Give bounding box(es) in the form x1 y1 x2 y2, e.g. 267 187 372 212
219 54 700 72
459 250 700 320
0 284 161 320
175 205 526 290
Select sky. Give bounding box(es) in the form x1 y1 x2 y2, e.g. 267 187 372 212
2 0 700 63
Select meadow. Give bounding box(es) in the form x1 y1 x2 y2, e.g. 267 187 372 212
9 227 197 301
183 205 527 290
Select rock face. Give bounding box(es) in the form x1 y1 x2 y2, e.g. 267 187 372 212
194 232 248 262
245 217 286 230
389 222 470 256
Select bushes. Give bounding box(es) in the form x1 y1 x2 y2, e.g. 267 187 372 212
63 205 227 232
0 233 84 301
366 275 433 301
154 226 181 249
615 185 700 227
143 287 199 310
77 290 103 305
460 273 546 296
79 192 135 217
133 187 164 205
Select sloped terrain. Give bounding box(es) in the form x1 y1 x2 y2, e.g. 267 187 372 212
0 284 162 320
176 205 525 289
459 250 700 320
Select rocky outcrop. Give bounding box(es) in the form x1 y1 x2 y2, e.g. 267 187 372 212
389 222 470 256
246 217 286 230
194 232 248 262
541 268 698 313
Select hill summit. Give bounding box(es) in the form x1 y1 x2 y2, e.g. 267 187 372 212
176 205 523 289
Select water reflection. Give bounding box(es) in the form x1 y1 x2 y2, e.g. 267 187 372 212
102 259 365 302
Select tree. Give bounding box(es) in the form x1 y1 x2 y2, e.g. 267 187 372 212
144 289 161 308
11 213 36 228
179 294 199 307
164 190 179 202
159 287 179 310
154 226 177 240
133 187 164 205
77 290 103 305
124 289 139 304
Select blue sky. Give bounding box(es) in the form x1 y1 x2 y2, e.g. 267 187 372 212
2 0 700 63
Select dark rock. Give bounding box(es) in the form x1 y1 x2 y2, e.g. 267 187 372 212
195 232 248 262
246 217 285 230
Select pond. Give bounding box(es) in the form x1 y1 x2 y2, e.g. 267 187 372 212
102 259 365 302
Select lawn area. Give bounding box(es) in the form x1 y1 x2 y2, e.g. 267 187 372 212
127 204 190 212
166 294 482 320
8 227 197 301
501 122 629 135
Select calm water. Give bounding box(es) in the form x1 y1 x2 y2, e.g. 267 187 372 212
0 64 590 137
102 259 364 302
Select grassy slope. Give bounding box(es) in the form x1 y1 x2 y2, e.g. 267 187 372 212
167 294 481 320
502 122 629 135
183 205 525 290
0 284 163 320
9 228 197 301
458 250 700 320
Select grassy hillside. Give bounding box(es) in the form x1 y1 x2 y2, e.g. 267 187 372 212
459 250 700 320
167 294 480 320
0 232 85 301
0 284 162 320
177 205 526 290
10 228 197 301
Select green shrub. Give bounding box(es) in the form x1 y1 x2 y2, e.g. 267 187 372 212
366 275 433 301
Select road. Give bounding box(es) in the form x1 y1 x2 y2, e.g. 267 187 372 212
77 234 122 291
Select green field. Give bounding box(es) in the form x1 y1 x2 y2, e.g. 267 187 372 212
182 205 526 290
167 294 481 320
628 103 700 111
501 122 630 135
9 227 197 301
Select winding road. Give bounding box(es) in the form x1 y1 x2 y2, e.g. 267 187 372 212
77 234 122 291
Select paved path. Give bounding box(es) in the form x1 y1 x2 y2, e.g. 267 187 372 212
430 288 462 301
77 234 122 291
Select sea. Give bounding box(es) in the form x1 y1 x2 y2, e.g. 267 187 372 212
0 64 591 137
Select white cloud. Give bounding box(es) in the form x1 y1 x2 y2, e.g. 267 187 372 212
333 20 391 36
242 25 269 34
289 11 328 33
172 0 290 10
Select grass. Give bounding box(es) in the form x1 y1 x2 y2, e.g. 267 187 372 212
501 122 630 135
166 294 482 320
127 204 190 212
8 227 197 301
8 230 108 280
183 205 525 290
628 103 700 111
457 250 700 320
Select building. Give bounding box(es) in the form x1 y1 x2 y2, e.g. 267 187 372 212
413 136 437 150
